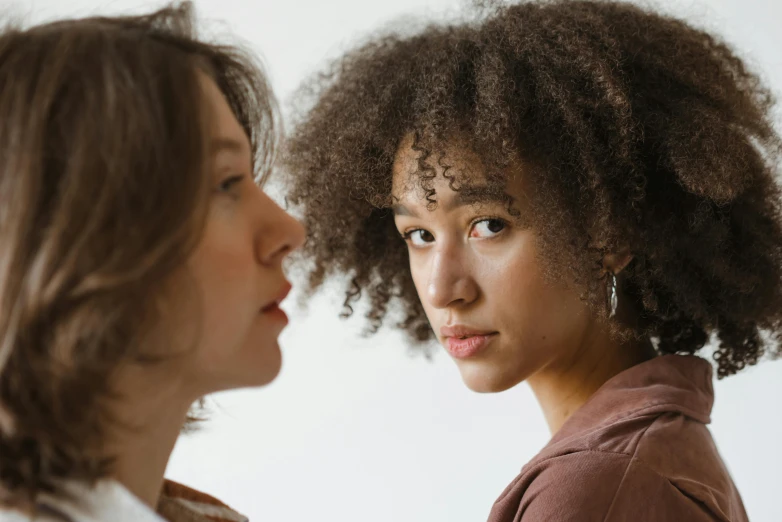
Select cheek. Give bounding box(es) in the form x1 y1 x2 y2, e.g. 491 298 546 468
487 237 586 344
194 243 255 305
482 235 539 298
407 253 435 316
409 259 426 296
186 225 259 352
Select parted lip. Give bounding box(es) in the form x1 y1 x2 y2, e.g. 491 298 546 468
261 282 292 312
440 324 497 339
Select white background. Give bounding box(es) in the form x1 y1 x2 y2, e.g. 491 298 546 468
7 0 782 520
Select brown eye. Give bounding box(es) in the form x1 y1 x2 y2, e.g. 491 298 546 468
403 229 435 246
487 219 505 233
470 218 506 238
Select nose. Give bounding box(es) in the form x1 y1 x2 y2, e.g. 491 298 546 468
256 191 306 267
425 245 479 309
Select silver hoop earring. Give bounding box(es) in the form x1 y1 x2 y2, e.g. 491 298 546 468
608 272 618 318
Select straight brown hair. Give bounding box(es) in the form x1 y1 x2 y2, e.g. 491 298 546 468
0 1 277 510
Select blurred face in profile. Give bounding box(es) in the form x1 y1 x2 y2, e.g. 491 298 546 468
167 75 305 397
392 134 593 393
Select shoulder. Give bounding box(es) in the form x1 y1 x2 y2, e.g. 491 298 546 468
0 508 34 522
0 506 76 522
489 450 726 522
0 480 165 522
158 480 248 522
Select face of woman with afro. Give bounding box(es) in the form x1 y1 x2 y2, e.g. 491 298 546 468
391 133 639 394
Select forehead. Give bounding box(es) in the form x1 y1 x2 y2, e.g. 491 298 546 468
391 132 526 206
392 133 483 189
199 72 251 154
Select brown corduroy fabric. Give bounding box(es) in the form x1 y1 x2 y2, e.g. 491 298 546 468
488 355 747 522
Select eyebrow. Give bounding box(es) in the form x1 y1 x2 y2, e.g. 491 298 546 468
211 138 248 156
392 186 514 217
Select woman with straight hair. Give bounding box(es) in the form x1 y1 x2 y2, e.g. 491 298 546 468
0 2 304 521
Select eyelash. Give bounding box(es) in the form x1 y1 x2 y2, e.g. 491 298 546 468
470 215 508 231
400 216 510 242
400 229 424 241
217 174 246 194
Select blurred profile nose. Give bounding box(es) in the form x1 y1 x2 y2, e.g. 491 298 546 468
256 191 306 267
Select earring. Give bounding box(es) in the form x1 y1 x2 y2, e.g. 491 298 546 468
608 272 618 318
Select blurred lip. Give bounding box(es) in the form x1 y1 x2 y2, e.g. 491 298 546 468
261 282 292 313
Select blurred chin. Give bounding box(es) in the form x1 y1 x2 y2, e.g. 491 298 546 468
212 341 282 392
250 342 283 387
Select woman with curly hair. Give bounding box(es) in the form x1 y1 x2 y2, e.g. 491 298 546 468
284 1 782 520
0 2 304 521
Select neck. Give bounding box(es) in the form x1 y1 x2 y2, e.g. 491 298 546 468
105 365 196 510
527 321 656 435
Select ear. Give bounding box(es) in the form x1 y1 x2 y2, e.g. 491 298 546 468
602 247 634 275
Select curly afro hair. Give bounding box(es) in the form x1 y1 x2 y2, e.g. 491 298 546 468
283 0 782 378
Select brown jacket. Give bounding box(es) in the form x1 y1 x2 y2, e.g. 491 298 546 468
488 355 747 522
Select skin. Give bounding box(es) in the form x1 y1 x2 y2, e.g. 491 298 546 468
106 74 305 509
392 133 655 434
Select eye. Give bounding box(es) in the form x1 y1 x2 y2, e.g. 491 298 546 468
217 174 246 194
402 229 435 247
470 218 507 239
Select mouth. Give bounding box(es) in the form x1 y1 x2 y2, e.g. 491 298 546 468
261 282 292 314
440 324 498 359
440 324 496 339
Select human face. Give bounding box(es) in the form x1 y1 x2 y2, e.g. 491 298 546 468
174 76 305 395
391 135 592 393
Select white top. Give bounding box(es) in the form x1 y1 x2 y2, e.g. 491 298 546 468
1 478 247 522
0 480 163 522
0 480 165 522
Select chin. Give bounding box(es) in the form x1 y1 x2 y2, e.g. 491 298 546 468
219 343 283 391
248 346 283 387
456 361 523 393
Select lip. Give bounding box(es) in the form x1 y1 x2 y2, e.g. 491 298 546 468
440 324 496 339
440 324 498 359
261 282 292 314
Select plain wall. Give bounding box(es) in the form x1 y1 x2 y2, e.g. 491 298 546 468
9 0 782 520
